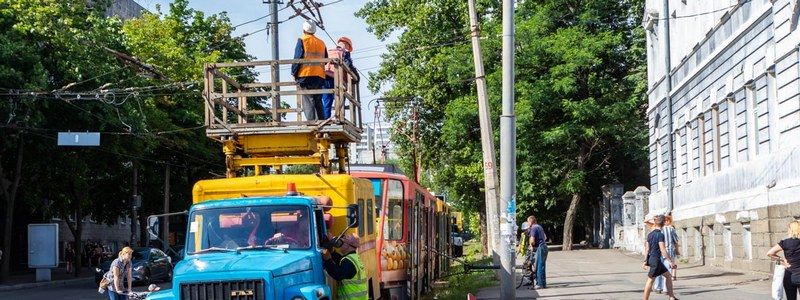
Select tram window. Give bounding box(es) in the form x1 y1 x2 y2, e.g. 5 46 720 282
367 199 374 234
357 199 365 236
385 179 404 240
370 179 384 215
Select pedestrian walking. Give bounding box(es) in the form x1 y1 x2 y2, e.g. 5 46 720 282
767 220 800 300
654 213 680 294
528 215 548 289
292 21 328 121
322 36 359 119
642 214 679 300
65 242 75 274
103 246 134 300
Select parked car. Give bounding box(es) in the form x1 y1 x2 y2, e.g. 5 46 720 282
94 247 173 285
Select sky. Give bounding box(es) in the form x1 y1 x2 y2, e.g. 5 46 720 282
133 0 397 123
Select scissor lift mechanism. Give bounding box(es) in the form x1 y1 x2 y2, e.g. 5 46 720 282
203 58 362 177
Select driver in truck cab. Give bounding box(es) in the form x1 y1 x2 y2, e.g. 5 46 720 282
322 233 368 300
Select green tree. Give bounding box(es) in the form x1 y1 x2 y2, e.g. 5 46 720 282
358 0 648 252
0 0 251 280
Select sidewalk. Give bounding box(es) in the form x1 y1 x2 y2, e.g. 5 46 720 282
475 249 771 299
0 268 94 292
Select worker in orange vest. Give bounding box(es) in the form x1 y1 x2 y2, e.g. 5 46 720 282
292 21 328 121
322 37 359 119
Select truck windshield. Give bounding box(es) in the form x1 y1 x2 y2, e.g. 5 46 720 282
187 205 312 254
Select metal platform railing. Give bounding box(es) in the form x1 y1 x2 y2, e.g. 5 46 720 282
202 58 362 143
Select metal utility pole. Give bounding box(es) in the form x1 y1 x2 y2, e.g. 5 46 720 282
162 165 171 248
467 0 501 264
499 0 517 296
131 161 139 247
661 0 674 212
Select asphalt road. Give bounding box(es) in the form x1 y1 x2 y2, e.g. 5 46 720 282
0 280 172 300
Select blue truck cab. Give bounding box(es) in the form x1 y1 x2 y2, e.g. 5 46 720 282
147 196 346 300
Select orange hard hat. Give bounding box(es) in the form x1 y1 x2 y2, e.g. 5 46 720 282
337 36 353 52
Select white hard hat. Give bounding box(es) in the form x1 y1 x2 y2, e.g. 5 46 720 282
303 21 316 34
521 222 530 231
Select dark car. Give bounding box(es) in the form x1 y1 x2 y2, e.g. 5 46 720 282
94 247 173 285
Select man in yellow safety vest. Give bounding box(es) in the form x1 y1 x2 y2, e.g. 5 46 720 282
322 233 368 300
291 21 328 121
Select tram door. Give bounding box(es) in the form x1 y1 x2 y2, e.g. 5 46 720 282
409 190 428 299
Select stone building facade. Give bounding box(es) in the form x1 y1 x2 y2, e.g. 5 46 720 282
645 0 800 273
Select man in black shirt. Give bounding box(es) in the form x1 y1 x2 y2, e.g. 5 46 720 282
642 215 679 300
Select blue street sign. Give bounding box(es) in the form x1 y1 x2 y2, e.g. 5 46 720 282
57 132 100 146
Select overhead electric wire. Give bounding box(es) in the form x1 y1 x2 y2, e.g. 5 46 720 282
651 0 748 21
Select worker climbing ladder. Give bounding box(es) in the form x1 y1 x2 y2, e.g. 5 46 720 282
202 58 362 177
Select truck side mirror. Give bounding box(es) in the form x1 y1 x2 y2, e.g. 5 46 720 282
346 204 359 229
146 216 159 240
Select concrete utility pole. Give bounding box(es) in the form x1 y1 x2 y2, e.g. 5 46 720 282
268 0 280 64
466 0 501 264
499 0 517 296
662 0 674 213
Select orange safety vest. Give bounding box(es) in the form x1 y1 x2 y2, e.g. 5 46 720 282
299 33 326 79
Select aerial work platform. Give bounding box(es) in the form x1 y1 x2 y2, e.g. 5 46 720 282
202 58 362 177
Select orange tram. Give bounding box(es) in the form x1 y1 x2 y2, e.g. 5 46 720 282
350 165 459 300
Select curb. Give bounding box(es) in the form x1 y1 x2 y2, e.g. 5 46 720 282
0 277 94 292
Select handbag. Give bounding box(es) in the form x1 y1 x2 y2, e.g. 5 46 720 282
773 263 785 300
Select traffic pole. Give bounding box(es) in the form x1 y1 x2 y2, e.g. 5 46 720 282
499 0 517 296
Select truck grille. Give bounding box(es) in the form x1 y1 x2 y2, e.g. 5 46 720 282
180 279 265 300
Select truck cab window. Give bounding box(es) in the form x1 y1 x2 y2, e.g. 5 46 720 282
187 205 312 253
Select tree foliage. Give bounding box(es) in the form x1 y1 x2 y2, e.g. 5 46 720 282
358 0 648 251
0 0 250 280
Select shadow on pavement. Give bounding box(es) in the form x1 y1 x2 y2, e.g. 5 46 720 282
535 288 643 298
676 271 744 280
549 271 644 278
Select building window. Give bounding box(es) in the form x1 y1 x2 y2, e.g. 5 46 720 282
766 69 779 150
734 90 749 162
698 114 708 176
743 223 752 260
746 83 759 157
723 224 732 261
755 76 771 154
712 104 722 171
726 97 738 164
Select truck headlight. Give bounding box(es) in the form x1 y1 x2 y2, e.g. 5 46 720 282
291 297 305 300
95 268 102 273
134 266 144 272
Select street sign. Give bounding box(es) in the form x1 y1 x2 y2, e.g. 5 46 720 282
57 132 100 146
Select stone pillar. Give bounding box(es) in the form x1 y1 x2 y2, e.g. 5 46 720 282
634 187 651 225
609 184 624 227
623 191 637 226
601 183 624 248
635 186 651 254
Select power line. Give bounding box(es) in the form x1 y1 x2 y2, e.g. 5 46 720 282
651 0 747 21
